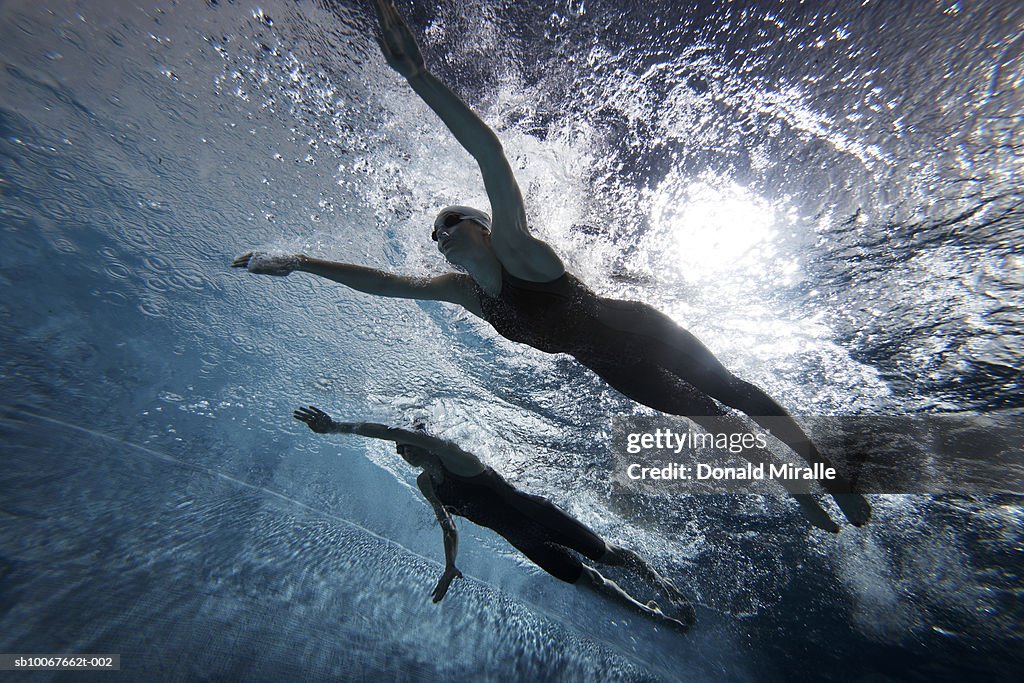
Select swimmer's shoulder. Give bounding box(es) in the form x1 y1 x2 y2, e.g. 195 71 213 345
428 272 484 316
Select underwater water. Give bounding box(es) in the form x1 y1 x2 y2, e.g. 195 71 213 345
1 0 1021 680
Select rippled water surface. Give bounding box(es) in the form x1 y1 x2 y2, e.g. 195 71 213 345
1 0 1021 680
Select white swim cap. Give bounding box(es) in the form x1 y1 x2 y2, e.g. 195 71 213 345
432 205 492 240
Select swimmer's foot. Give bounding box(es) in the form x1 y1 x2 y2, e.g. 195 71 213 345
832 492 871 527
616 547 692 608
666 599 697 628
793 494 840 533
659 576 693 610
646 600 694 634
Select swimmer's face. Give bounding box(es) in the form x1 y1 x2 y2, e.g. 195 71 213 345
433 216 492 266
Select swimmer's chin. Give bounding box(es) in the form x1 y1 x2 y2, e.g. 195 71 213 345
439 254 470 273
445 261 469 273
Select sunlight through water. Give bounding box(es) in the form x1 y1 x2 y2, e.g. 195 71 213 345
649 175 795 283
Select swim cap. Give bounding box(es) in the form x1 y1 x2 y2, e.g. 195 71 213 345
432 205 492 240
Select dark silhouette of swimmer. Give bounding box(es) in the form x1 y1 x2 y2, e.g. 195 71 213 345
235 1 869 532
294 405 696 632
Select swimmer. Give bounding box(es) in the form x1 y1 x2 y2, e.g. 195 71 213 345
293 405 696 633
234 0 869 532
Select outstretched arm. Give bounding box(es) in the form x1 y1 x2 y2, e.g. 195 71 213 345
371 0 563 281
417 471 463 602
293 406 486 477
293 406 467 602
232 252 480 311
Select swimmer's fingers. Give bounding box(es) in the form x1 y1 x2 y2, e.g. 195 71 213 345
239 253 301 276
372 0 402 30
372 1 425 79
370 0 396 62
293 406 316 420
296 405 331 426
371 0 390 26
431 565 462 603
294 405 333 433
293 407 316 427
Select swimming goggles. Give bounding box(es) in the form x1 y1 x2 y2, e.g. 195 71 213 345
432 212 470 241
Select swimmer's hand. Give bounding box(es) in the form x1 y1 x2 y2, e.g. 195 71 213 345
294 406 335 434
372 0 426 80
431 564 462 603
232 252 303 276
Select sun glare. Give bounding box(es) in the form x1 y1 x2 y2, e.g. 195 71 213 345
649 176 783 280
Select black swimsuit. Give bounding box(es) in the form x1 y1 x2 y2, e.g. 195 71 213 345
475 271 597 355
432 466 606 583
473 269 728 418
474 270 653 364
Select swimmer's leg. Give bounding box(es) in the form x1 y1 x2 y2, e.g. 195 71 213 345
686 375 870 526
503 489 699 617
508 539 688 630
685 412 841 533
593 298 726 371
601 543 696 622
577 565 692 633
595 300 869 526
589 361 840 532
597 299 826 462
693 378 870 526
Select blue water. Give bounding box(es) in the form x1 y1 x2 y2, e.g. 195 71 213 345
1 0 1021 680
